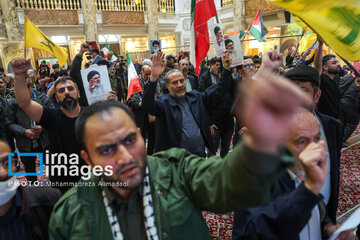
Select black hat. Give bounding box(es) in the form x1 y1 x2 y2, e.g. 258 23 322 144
225 39 233 46
284 66 320 87
152 40 160 46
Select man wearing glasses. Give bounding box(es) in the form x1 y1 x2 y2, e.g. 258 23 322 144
235 56 257 83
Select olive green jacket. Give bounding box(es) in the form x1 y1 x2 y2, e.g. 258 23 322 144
49 142 293 240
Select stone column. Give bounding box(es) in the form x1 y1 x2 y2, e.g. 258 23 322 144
145 0 159 40
0 0 22 41
233 0 246 30
80 0 98 42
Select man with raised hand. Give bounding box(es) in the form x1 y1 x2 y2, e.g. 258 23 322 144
143 52 233 156
48 52 311 240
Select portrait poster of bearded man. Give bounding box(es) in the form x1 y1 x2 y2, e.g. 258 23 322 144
80 65 112 105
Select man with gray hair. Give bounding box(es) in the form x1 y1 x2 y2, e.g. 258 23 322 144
179 58 198 92
143 52 233 156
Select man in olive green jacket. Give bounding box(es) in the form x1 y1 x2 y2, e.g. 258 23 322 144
46 51 310 240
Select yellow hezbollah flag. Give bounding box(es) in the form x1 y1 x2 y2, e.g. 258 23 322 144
135 0 141 4
269 0 360 61
24 16 68 66
298 29 317 54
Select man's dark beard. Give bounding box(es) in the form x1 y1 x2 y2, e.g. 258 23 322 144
60 96 77 110
328 68 341 74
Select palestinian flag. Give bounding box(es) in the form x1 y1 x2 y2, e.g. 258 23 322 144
248 9 268 42
190 0 217 75
126 51 142 101
240 30 247 39
101 45 119 61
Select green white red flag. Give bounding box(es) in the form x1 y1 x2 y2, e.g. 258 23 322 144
190 0 217 75
126 51 142 101
248 9 268 42
101 45 119 61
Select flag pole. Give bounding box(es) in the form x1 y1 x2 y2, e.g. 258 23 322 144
339 56 360 77
240 31 248 43
24 16 26 59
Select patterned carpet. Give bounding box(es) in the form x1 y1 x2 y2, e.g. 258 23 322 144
337 125 360 222
203 124 360 239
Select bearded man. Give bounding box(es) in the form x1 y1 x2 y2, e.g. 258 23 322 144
142 52 233 156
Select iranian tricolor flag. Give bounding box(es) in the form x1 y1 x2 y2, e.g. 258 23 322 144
101 45 119 61
126 51 142 101
190 0 217 75
248 9 268 42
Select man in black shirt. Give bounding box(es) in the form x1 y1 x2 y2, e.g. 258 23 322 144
50 63 60 81
315 40 342 120
13 59 84 193
13 59 118 193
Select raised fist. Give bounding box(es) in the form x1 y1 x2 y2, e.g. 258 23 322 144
11 58 31 76
300 141 328 194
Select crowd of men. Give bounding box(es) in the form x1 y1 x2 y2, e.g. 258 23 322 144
0 35 359 239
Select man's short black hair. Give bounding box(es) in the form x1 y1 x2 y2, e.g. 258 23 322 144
0 67 4 72
58 68 68 77
52 64 60 69
214 26 221 35
224 39 234 47
75 101 136 150
322 54 336 67
54 77 78 93
87 70 100 82
209 57 220 66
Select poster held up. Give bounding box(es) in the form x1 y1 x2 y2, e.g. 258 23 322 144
225 34 244 67
80 65 112 105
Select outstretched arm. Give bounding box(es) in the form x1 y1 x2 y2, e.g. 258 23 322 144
142 52 167 115
314 36 324 76
12 59 43 122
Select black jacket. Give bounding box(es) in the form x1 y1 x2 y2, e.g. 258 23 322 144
206 74 237 128
0 104 7 142
5 91 53 152
198 70 219 92
127 76 160 130
317 111 342 223
70 54 88 106
233 171 332 240
187 74 199 91
340 74 360 122
143 69 232 154
17 186 61 240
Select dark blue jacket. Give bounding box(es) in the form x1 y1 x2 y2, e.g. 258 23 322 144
232 171 333 240
143 69 232 154
317 111 342 223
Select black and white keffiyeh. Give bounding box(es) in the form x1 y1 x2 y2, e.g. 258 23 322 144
101 167 159 240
